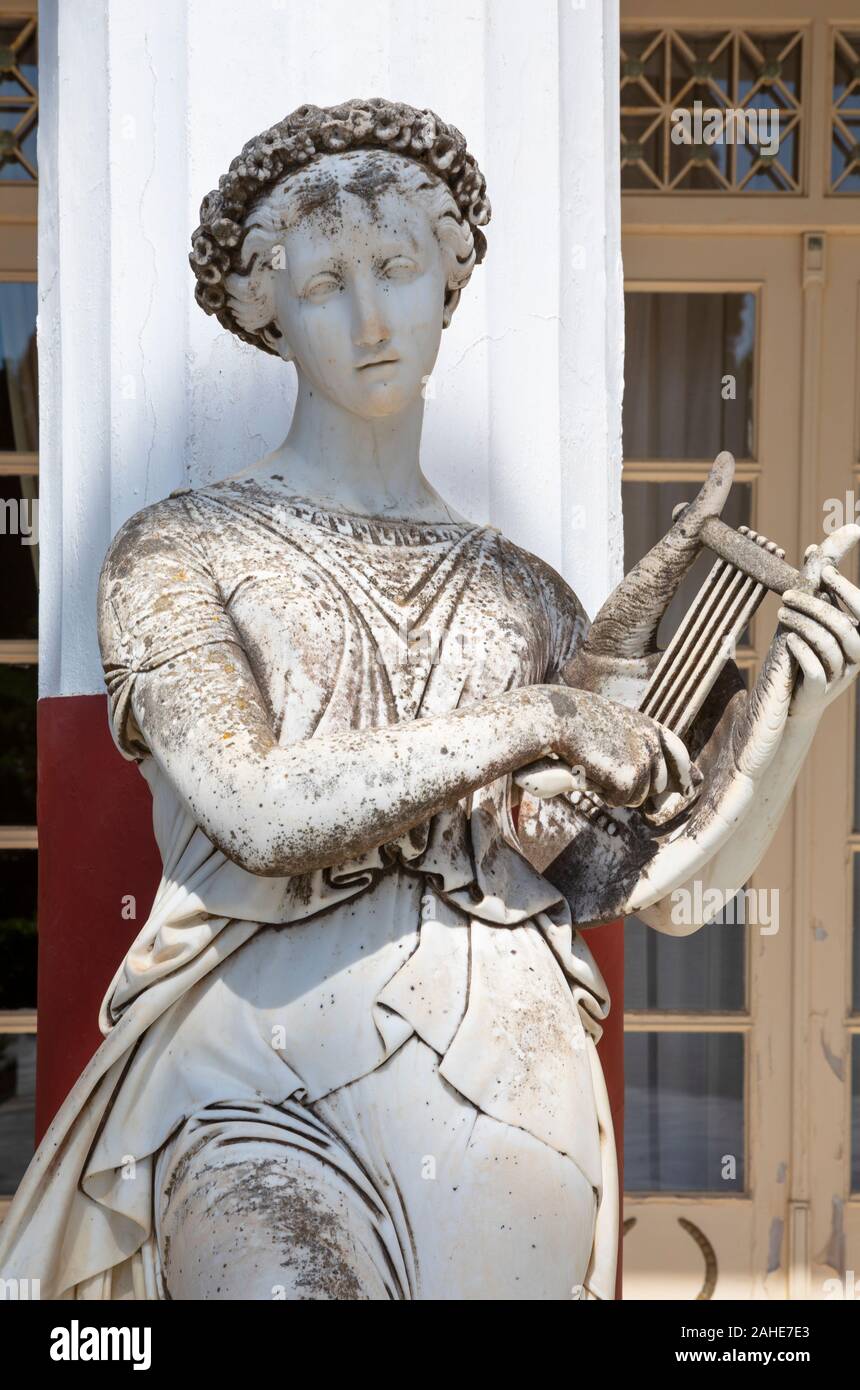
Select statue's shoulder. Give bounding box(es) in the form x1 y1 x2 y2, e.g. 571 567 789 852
102 489 208 572
97 491 219 638
488 531 590 677
493 530 587 623
97 488 232 672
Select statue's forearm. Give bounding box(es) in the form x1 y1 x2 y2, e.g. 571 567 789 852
133 648 565 877
216 695 555 877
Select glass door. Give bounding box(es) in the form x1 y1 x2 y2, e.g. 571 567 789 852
621 233 801 1299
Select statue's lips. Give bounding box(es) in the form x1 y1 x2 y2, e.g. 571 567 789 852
356 358 400 371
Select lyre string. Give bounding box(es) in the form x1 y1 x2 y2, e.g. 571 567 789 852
641 561 735 724
659 574 761 736
640 533 774 737
647 570 750 729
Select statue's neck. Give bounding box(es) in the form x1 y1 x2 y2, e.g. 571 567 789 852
246 375 463 523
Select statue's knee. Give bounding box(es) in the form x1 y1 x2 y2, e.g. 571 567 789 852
159 1148 391 1301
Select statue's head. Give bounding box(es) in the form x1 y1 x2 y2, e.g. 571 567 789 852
190 99 490 419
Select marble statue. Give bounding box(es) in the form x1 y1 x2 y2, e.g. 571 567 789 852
3 98 860 1301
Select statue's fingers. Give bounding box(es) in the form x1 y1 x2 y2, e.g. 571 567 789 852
785 632 827 697
657 724 693 797
778 608 844 681
622 750 658 808
782 588 860 664
799 526 860 594
513 759 583 800
821 564 860 622
818 523 860 568
650 744 668 796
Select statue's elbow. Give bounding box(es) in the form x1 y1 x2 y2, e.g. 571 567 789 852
207 821 298 878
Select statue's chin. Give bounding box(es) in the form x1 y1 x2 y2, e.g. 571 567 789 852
343 381 418 421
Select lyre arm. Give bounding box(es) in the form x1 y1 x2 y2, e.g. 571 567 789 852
698 516 801 595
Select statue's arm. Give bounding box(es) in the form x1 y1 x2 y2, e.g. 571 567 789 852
129 639 558 876
99 500 687 880
628 637 812 930
128 642 696 878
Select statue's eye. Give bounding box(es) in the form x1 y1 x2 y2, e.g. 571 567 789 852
381 257 419 281
302 273 342 302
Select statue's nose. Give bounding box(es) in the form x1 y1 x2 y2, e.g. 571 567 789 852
351 277 392 349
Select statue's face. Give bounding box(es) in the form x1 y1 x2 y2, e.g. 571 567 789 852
270 174 448 420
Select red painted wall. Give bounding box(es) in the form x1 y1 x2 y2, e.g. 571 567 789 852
35 695 161 1139
36 690 623 1289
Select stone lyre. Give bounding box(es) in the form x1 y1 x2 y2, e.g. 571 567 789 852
515 459 811 824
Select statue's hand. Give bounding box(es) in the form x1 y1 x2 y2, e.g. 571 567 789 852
727 524 860 783
779 526 860 720
535 686 693 809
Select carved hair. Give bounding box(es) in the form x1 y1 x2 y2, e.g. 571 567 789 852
189 98 491 356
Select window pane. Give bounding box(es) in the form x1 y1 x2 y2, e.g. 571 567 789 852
623 479 752 645
623 292 756 460
0 24 37 99
0 848 37 1009
625 1031 745 1193
0 663 36 823
625 908 746 1012
0 280 38 451
0 280 39 639
621 28 804 195
0 20 37 183
0 1033 35 1195
831 31 860 195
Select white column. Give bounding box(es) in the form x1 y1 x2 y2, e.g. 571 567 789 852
39 0 623 697
559 0 624 622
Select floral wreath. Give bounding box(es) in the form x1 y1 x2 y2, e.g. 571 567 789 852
189 97 492 355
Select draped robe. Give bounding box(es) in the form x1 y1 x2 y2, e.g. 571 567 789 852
0 478 618 1299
